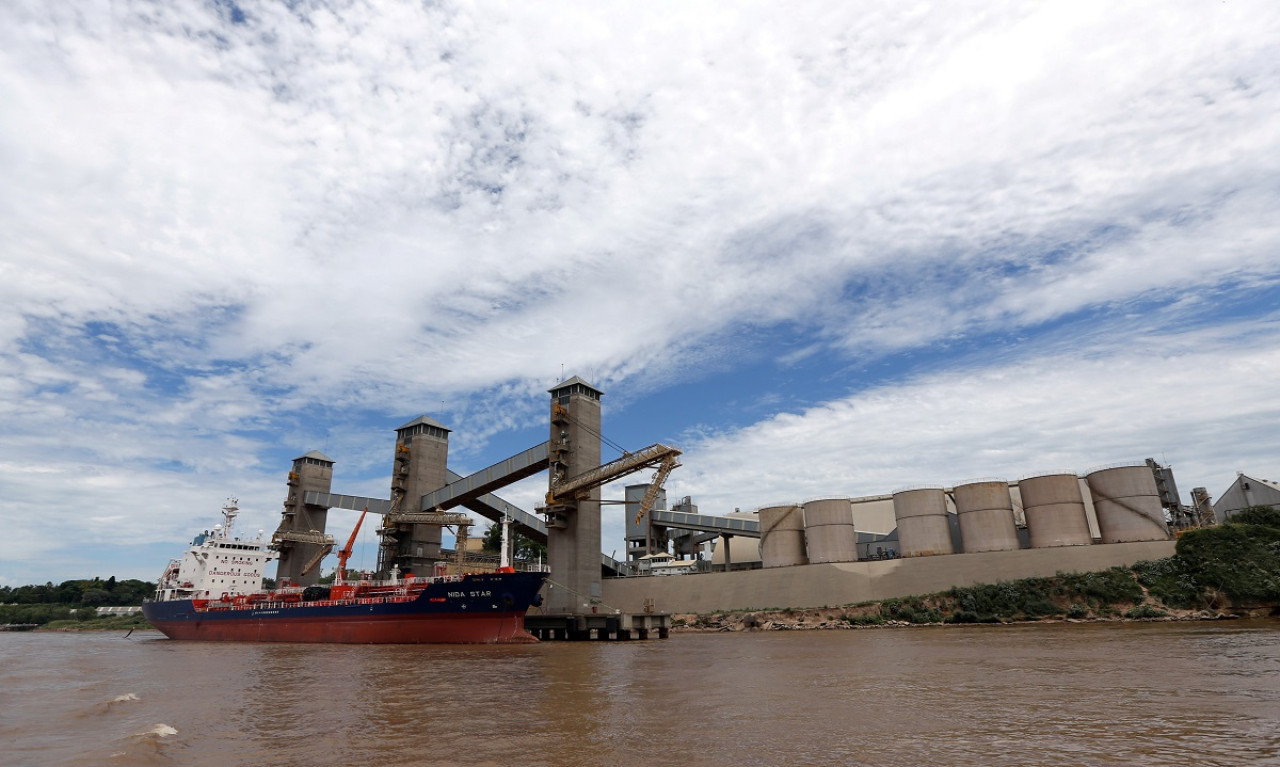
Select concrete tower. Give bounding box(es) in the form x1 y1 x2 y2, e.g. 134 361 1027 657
546 377 603 614
377 415 450 576
274 450 335 586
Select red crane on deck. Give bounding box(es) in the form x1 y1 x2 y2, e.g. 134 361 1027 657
335 507 369 586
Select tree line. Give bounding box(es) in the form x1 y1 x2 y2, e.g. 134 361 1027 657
1 577 156 626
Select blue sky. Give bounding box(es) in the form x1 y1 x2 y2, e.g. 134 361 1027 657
3 1 1280 585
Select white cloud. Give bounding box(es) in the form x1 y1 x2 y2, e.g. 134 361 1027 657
673 320 1280 515
2 1 1279 582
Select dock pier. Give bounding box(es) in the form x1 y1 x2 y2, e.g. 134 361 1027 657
526 612 670 641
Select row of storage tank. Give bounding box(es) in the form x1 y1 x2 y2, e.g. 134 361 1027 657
759 464 1172 568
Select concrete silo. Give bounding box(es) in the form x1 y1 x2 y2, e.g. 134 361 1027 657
803 498 858 564
758 504 808 568
1085 464 1171 543
1018 472 1093 548
953 480 1020 553
892 488 955 557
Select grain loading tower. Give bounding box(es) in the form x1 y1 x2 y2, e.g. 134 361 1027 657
273 451 337 586
377 416 451 576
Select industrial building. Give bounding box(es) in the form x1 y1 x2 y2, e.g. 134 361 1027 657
1213 473 1280 522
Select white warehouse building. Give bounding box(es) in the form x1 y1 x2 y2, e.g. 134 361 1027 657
1214 473 1280 522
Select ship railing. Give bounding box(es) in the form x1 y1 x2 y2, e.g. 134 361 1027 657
200 594 424 612
197 573 479 612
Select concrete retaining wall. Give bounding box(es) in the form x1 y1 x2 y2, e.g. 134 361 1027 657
600 540 1176 614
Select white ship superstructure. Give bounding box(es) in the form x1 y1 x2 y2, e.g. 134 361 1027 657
155 499 278 601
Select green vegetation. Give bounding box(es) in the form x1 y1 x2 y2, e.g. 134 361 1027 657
1130 555 1201 608
1174 506 1280 605
481 521 548 561
936 567 1147 623
879 598 944 624
842 613 884 626
0 577 155 629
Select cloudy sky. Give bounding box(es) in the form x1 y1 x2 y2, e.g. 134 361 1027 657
3 1 1278 586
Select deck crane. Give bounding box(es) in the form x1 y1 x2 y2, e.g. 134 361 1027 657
334 507 369 585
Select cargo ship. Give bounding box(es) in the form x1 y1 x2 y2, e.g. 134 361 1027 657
143 499 546 643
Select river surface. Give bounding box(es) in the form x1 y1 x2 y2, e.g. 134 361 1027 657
3 620 1279 766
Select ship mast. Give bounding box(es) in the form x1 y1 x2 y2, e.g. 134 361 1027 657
500 513 513 570
221 498 239 538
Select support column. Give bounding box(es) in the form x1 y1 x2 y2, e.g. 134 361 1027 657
545 376 603 614
721 534 733 573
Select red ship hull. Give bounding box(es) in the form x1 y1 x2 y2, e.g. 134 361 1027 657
148 610 537 644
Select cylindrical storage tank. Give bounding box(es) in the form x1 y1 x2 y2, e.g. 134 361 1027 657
1086 465 1170 543
1019 472 1093 548
803 498 859 563
758 504 808 568
892 488 955 557
953 480 1020 553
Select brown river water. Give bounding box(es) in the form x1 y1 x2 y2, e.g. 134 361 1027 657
2 620 1278 767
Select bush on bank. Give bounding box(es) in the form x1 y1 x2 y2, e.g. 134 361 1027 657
1173 505 1280 606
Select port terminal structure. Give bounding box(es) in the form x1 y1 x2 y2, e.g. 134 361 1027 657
269 378 1202 628
271 377 680 640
